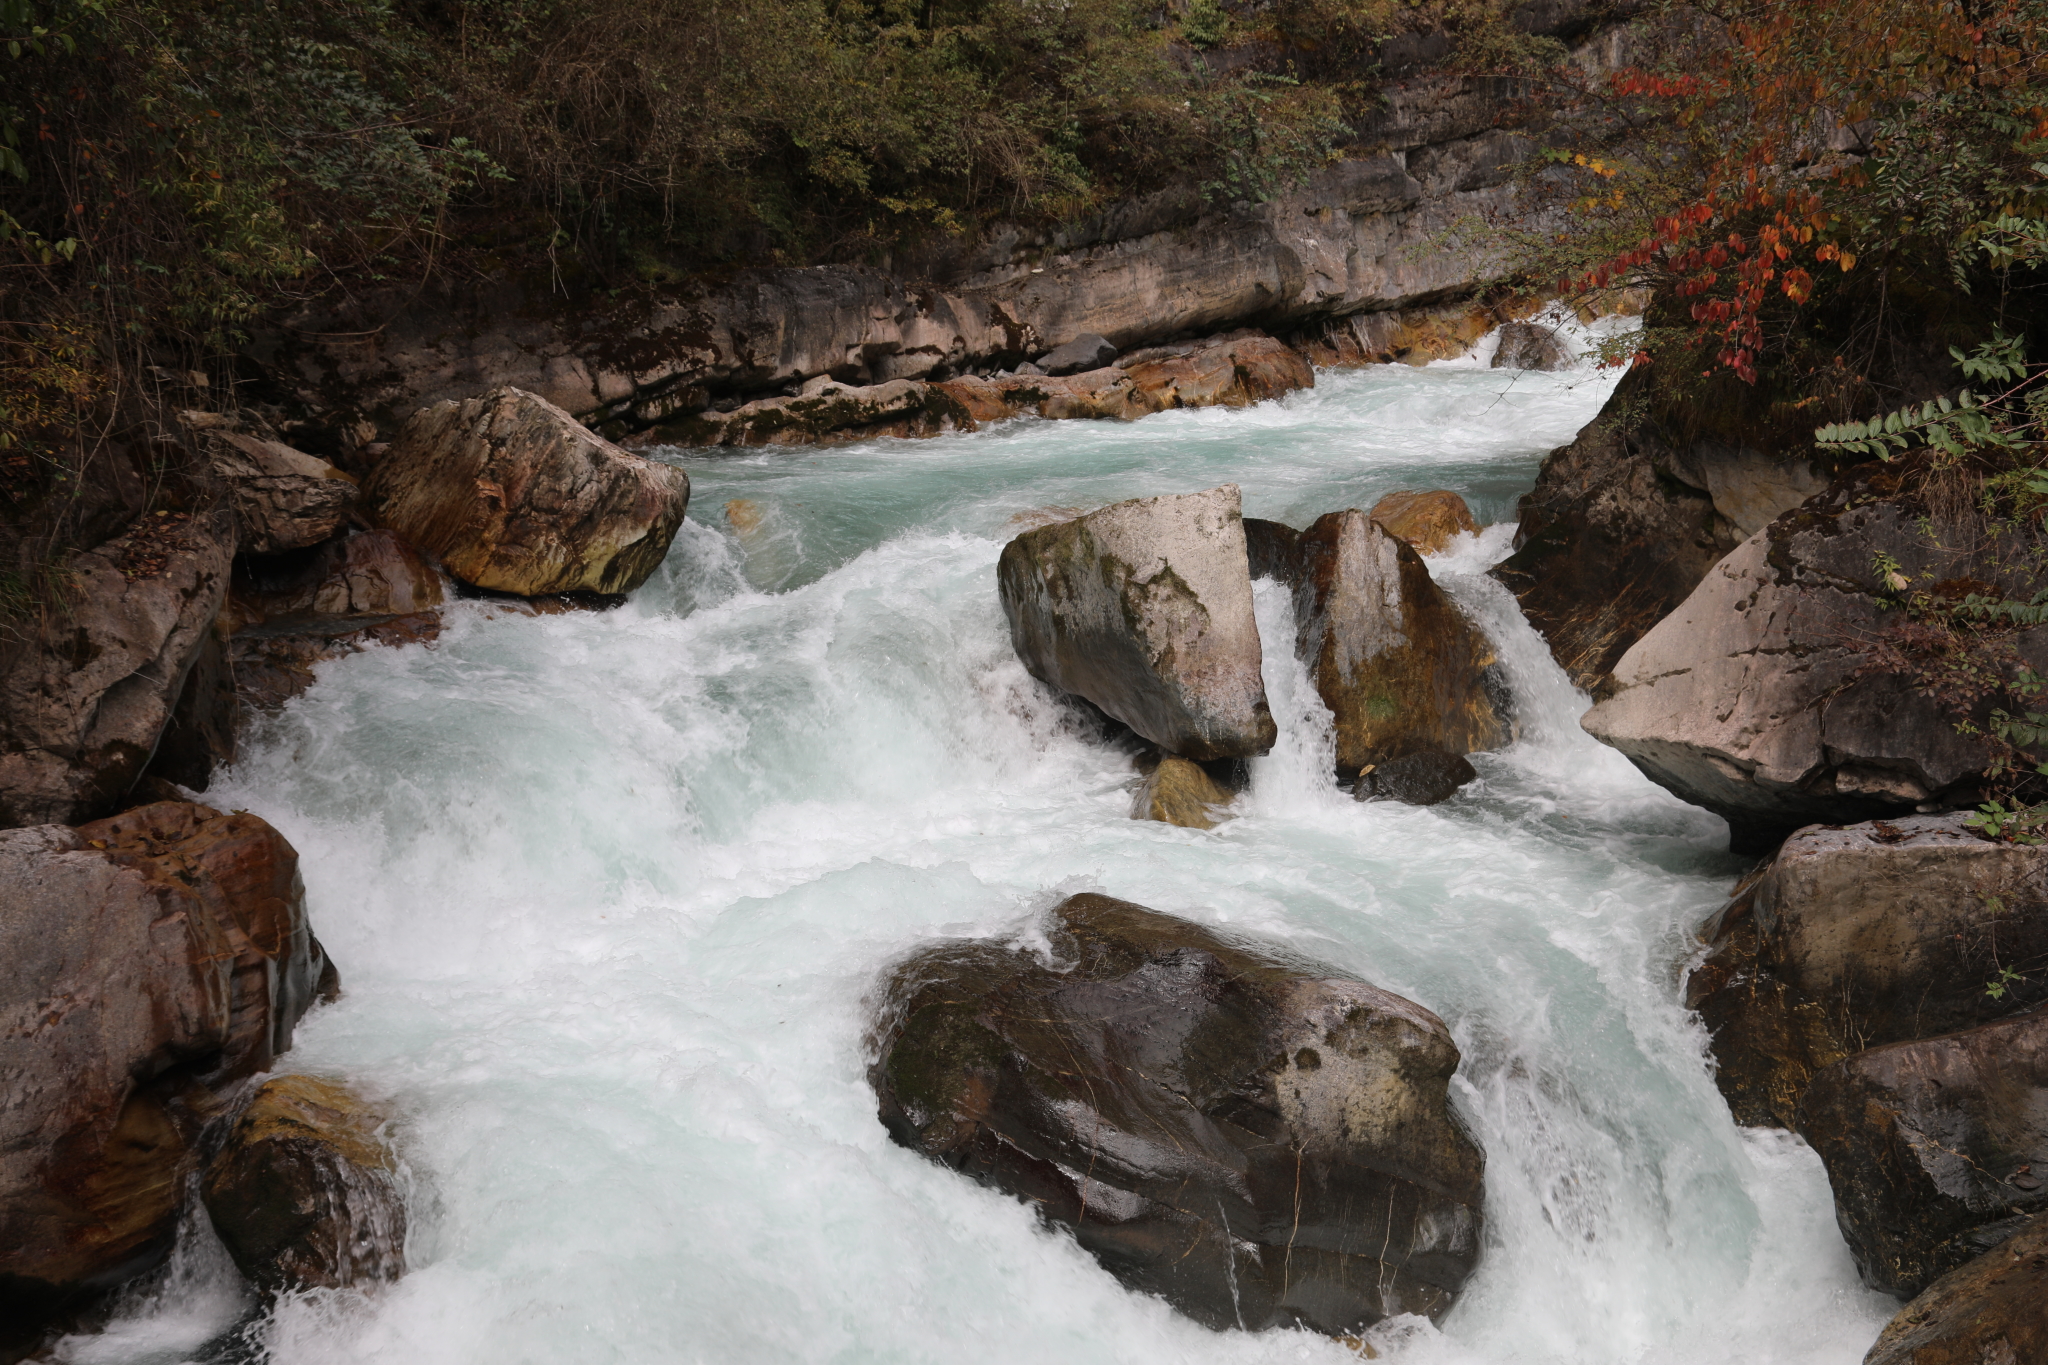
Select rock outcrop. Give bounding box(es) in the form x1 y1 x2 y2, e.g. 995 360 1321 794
1491 321 1572 371
1686 815 2048 1128
1796 1010 2048 1298
0 511 234 829
202 426 360 554
661 378 977 448
870 893 1485 1336
0 804 332 1320
1580 467 2032 851
932 332 1316 432
998 486 1276 761
1132 755 1235 828
368 386 690 597
1285 510 1508 775
202 1075 406 1293
1368 490 1480 556
1864 1214 2048 1365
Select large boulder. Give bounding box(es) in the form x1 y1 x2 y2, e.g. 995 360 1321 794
0 510 233 829
1490 321 1571 371
871 893 1486 1336
1864 1214 2048 1365
1368 490 1479 556
997 486 1276 761
0 804 331 1320
203 1075 406 1293
1580 468 2029 852
1796 1010 2048 1298
1284 510 1509 776
1687 815 2048 1128
368 386 690 596
202 426 359 554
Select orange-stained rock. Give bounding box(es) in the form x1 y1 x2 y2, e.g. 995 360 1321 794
1369 490 1480 556
369 386 689 596
1122 333 1314 410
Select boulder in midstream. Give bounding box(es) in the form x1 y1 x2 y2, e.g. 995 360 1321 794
1863 1213 2048 1365
1132 755 1235 828
1490 321 1572 372
368 386 690 596
1355 750 1478 806
997 485 1276 761
869 893 1486 1337
1795 1009 2048 1298
202 1075 406 1293
1367 490 1479 556
1686 814 2048 1129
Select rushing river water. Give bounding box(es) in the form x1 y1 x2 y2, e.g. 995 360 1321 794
59 335 1898 1365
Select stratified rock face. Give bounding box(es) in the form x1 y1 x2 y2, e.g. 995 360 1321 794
1132 755 1233 828
0 511 233 829
202 1075 406 1293
1865 1214 2048 1365
0 805 329 1314
870 893 1486 1337
206 430 359 554
1356 750 1478 806
1491 322 1571 371
998 486 1276 761
1291 510 1508 775
1369 490 1479 556
1580 475 2027 851
1796 1011 2048 1298
369 387 690 596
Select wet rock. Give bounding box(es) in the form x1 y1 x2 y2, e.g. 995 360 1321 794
1369 490 1480 556
368 386 689 597
202 1075 406 1293
1490 321 1572 371
1864 1213 2048 1365
664 378 977 447
1796 1010 2048 1298
1289 510 1509 775
1133 755 1234 828
204 428 359 554
1119 333 1314 411
0 805 331 1318
237 529 445 621
998 485 1276 761
1297 301 1504 369
141 619 237 793
1038 333 1117 375
0 510 233 829
1686 815 2048 1128
229 613 441 712
1243 516 1303 583
1355 750 1478 806
1580 468 2033 851
870 893 1486 1336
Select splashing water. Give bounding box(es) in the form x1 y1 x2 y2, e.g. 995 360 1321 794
55 340 1897 1364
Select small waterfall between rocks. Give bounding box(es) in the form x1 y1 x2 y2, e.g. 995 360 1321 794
52 337 1897 1365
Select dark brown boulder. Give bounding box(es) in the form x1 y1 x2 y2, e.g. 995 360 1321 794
1687 815 2048 1129
202 1075 406 1293
1355 750 1478 806
1796 1010 2048 1298
1290 510 1508 776
1368 490 1480 556
870 893 1485 1337
0 805 332 1321
998 486 1276 761
1864 1214 2048 1365
369 386 689 597
1243 517 1303 583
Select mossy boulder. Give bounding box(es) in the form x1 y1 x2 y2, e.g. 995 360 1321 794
870 893 1485 1337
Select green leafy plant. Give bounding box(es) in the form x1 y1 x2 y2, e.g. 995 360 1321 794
1985 964 2026 1001
1963 799 2048 845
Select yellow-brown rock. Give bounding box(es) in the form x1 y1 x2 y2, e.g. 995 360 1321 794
369 386 689 596
1133 756 1233 828
1369 490 1480 556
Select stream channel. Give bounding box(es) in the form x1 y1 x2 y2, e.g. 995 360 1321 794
59 333 1898 1365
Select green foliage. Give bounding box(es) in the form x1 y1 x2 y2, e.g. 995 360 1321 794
1985 964 2027 1000
1963 798 2048 845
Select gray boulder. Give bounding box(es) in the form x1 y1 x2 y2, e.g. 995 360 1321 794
0 511 233 828
1490 321 1571 371
1037 333 1118 375
998 485 1276 760
204 427 359 554
870 893 1485 1336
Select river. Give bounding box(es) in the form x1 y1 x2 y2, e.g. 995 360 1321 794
55 336 1897 1365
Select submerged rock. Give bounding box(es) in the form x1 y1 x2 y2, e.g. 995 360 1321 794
202 1075 406 1293
1355 750 1478 806
1581 468 2036 851
1132 755 1234 828
1288 510 1508 775
369 386 689 596
0 511 233 829
1864 1214 2048 1365
0 805 331 1318
1686 815 2048 1128
1368 490 1479 556
1796 1010 2048 1298
1490 321 1571 371
870 893 1486 1336
998 485 1276 761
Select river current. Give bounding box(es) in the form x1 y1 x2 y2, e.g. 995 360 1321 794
59 333 1897 1365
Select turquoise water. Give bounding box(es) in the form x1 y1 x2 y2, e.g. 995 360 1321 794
56 347 1896 1365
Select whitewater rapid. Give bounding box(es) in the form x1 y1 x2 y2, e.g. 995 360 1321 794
59 342 1897 1364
